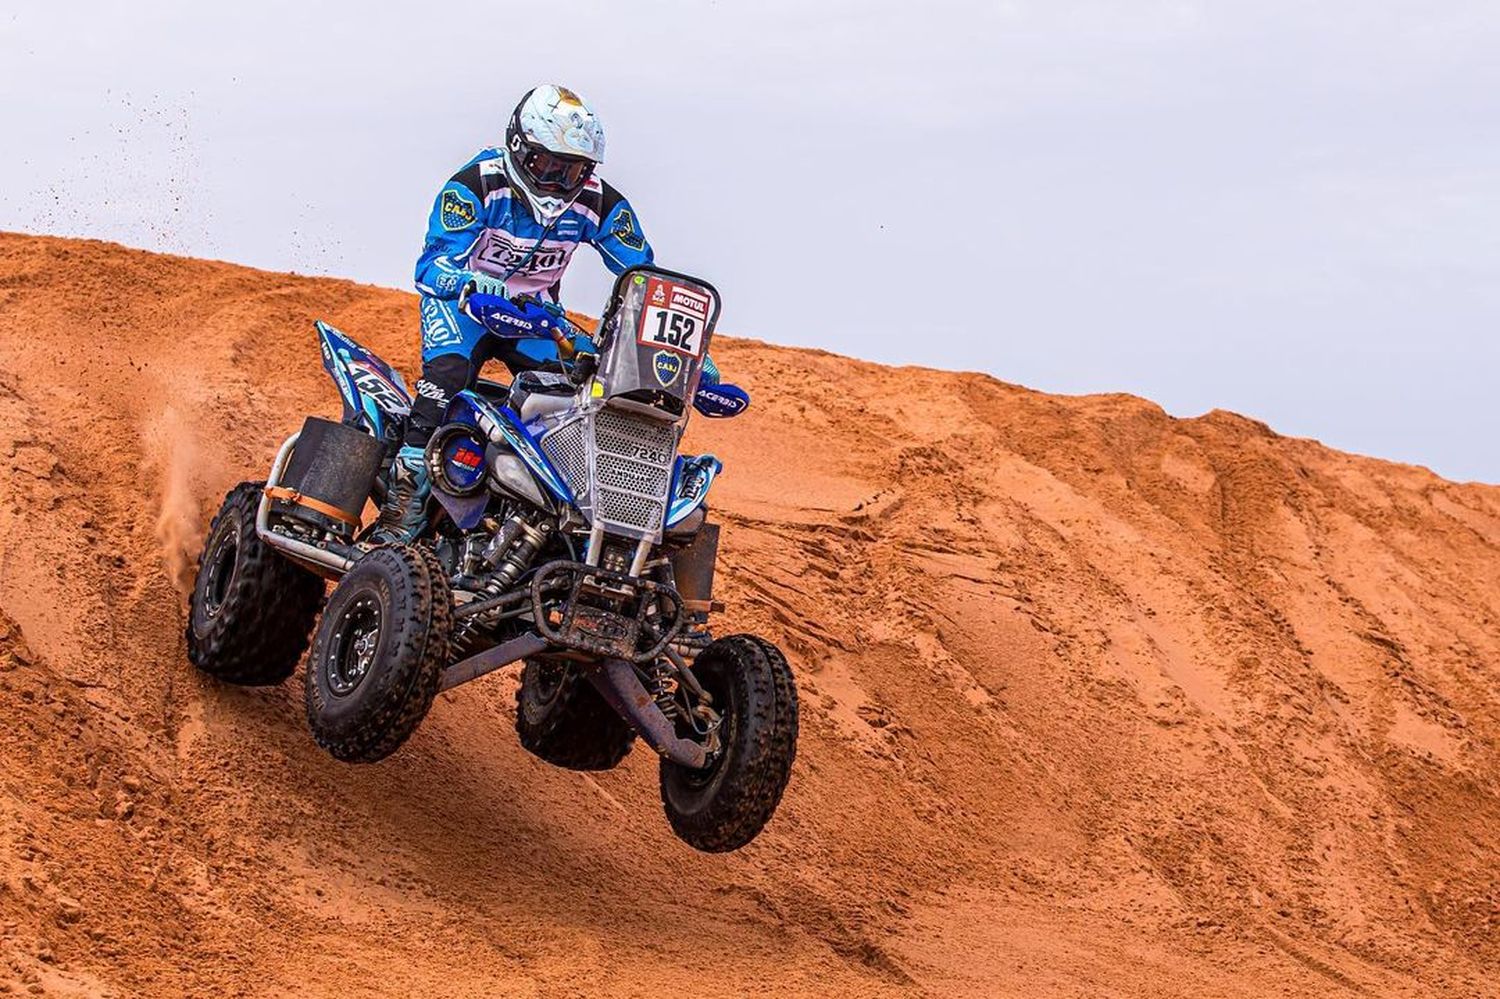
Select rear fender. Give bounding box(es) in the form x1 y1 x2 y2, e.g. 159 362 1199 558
316 321 412 438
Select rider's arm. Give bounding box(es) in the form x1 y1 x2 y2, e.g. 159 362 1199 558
587 180 654 274
414 162 487 300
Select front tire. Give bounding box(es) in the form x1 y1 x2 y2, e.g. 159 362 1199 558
305 545 451 763
187 481 325 685
660 635 798 852
515 658 636 771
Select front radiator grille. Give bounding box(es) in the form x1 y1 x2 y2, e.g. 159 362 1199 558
543 420 588 491
598 489 665 531
540 406 677 539
595 409 675 462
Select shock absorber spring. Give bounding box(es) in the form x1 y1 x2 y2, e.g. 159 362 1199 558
645 660 682 721
483 516 549 591
452 516 550 644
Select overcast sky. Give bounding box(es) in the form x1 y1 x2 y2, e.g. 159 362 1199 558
2 1 1496 482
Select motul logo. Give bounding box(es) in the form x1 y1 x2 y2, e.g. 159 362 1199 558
671 288 708 318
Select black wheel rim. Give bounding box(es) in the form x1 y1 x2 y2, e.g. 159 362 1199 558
201 515 241 619
328 595 383 696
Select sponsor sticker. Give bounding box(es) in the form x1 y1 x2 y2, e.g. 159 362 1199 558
653 349 683 387
420 297 463 349
610 207 645 250
348 361 411 414
474 232 569 275
670 287 709 319
441 433 487 491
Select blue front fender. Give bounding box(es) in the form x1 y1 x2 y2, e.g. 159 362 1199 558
666 454 721 528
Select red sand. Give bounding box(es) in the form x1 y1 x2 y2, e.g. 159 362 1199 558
0 232 1496 996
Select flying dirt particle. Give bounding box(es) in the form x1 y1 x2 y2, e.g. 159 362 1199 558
141 405 214 597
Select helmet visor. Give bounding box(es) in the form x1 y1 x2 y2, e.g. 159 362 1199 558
520 145 594 196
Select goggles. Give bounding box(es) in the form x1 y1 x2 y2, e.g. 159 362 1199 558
520 145 594 195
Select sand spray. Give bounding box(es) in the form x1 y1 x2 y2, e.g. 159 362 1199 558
142 404 210 596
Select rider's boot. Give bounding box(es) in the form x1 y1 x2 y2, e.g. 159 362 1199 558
371 446 430 545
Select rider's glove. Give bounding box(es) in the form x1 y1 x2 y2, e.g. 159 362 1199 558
458 273 508 310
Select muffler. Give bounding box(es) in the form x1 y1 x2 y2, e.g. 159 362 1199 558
265 416 384 536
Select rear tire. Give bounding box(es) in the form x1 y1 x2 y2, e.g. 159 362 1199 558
660 635 798 852
515 658 636 771
305 545 451 763
187 481 325 685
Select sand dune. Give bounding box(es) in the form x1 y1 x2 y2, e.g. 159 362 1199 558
0 232 1496 996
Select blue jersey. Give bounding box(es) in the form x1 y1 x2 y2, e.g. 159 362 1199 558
415 148 653 302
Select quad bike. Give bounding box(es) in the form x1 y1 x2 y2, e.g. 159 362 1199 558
186 267 797 852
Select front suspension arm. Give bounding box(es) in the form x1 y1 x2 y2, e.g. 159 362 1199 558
587 658 708 769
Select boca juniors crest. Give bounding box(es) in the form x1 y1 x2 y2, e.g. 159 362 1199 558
440 189 477 231
652 349 683 387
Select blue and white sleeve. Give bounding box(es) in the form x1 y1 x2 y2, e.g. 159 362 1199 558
414 173 485 299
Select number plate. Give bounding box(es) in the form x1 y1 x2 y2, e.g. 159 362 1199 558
637 277 710 358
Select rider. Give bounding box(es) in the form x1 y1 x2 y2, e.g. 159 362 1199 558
375 84 655 542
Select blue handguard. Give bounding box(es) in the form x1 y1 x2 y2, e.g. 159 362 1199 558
693 363 750 418
464 292 561 340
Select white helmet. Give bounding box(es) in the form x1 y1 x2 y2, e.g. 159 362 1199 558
504 84 606 225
